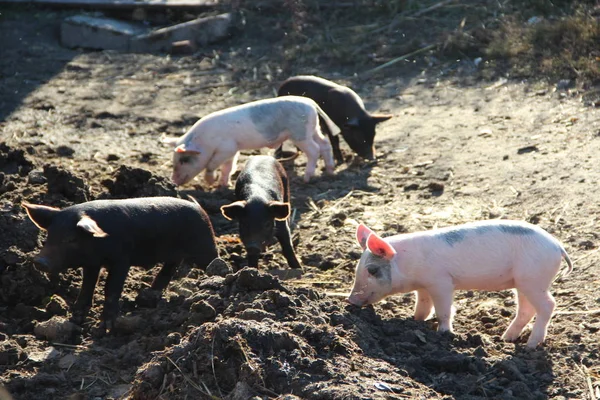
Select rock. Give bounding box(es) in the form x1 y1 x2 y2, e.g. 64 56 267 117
26 346 60 363
428 182 445 194
0 340 25 365
55 145 75 157
165 332 181 346
227 382 254 400
107 384 132 399
61 15 147 51
206 258 232 277
34 316 79 342
139 361 164 387
189 300 216 324
27 170 46 185
58 353 77 369
517 145 539 155
114 315 144 334
403 182 420 191
130 13 233 53
318 257 335 271
556 79 573 91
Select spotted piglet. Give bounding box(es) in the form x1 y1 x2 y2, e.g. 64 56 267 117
220 155 302 270
348 220 573 348
164 96 339 187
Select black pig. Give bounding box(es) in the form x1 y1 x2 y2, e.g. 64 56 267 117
22 196 218 331
220 155 301 270
277 75 392 163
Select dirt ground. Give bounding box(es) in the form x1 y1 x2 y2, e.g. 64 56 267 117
1 5 599 400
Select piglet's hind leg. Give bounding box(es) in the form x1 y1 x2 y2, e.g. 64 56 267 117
522 289 556 348
502 289 536 343
151 261 180 291
294 140 320 182
314 132 335 175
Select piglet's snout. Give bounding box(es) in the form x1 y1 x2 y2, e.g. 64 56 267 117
347 293 367 307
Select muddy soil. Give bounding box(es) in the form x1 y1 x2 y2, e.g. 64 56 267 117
1 7 599 400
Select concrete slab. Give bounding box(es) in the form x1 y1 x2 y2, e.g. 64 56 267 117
1 0 218 10
61 15 147 51
129 13 233 53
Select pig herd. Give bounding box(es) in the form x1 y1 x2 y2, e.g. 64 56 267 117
22 75 573 348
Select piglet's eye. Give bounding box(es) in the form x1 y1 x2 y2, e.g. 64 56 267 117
367 265 380 277
179 156 191 164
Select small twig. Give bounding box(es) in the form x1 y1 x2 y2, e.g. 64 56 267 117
83 378 98 390
306 197 321 214
166 356 212 397
324 292 351 297
573 247 600 263
575 363 597 400
411 0 455 17
361 44 437 78
211 334 223 399
325 190 354 212
253 384 280 397
51 342 86 349
158 373 168 397
554 309 600 316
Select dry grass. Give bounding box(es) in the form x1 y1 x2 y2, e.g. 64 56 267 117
487 11 600 84
223 0 599 86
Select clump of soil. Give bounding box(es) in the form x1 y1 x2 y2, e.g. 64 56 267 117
100 165 177 199
0 142 34 177
127 266 437 399
43 164 91 205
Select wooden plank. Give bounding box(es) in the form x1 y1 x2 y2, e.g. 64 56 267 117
0 0 219 9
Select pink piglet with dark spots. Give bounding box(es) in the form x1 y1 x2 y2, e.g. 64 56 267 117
348 220 573 348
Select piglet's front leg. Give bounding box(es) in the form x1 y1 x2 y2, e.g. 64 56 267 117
100 262 131 333
428 282 455 333
72 264 101 325
275 220 302 270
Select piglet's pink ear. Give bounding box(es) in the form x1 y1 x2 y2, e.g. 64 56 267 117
77 215 108 238
356 223 373 250
174 143 201 154
366 233 396 260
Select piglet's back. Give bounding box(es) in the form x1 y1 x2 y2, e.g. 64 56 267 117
66 197 217 267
